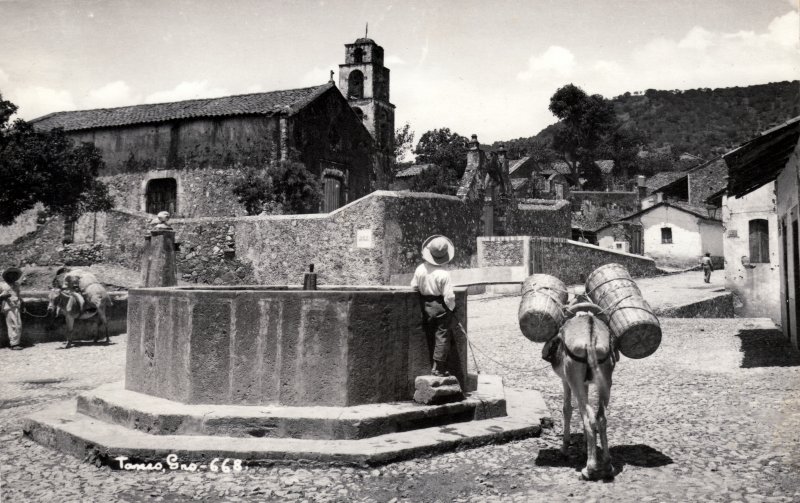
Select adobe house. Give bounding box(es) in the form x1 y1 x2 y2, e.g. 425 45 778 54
28 37 394 221
610 200 723 268
724 116 800 350
706 184 780 321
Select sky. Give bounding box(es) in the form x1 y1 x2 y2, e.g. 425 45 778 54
0 0 798 144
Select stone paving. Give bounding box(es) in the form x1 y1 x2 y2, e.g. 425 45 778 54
1 294 800 502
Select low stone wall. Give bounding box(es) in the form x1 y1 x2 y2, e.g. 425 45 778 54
478 236 531 268
0 292 127 347
475 235 659 285
530 237 661 285
506 199 571 238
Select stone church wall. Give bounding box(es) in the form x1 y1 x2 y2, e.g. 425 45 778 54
67 116 280 175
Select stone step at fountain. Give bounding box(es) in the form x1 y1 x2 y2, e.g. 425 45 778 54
76 378 506 440
23 377 550 467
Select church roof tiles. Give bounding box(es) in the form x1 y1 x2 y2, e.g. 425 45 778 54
30 83 335 132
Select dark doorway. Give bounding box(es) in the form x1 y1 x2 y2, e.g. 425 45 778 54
146 178 177 215
322 176 342 213
631 225 643 255
782 217 791 339
793 218 799 344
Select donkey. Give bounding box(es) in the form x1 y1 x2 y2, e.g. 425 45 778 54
48 283 112 348
550 301 618 480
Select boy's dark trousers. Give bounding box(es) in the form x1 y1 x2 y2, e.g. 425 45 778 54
420 295 454 366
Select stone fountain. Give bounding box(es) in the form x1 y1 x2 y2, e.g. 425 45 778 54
24 220 549 466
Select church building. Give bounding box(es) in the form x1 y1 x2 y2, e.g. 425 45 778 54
29 37 395 218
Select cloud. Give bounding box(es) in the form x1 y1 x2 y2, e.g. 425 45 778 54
299 65 338 87
12 86 75 119
517 46 576 81
385 54 407 66
83 80 139 108
144 81 228 104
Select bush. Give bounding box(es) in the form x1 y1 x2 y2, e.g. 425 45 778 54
232 161 323 215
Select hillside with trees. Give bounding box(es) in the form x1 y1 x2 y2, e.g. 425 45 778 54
495 80 800 165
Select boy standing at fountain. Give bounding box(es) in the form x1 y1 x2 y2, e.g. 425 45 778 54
410 235 456 377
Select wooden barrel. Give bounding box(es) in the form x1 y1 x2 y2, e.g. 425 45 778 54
584 263 661 359
518 274 568 342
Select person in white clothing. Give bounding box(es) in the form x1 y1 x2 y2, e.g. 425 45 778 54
410 235 456 377
1 267 23 350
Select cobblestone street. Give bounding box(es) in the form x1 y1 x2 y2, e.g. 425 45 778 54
1 294 799 502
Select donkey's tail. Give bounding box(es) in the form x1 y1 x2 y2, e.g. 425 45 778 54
587 314 610 406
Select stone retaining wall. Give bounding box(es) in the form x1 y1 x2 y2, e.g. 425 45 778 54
1 191 483 286
476 236 660 285
530 237 661 284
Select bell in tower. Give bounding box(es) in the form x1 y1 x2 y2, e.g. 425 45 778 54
339 35 395 156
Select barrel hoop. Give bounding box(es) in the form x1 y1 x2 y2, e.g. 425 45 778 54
608 305 659 317
522 286 568 307
521 284 569 298
589 277 641 307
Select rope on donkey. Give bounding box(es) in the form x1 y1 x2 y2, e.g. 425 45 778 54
455 322 553 374
22 306 51 318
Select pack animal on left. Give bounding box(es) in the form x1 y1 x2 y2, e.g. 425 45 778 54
47 269 113 348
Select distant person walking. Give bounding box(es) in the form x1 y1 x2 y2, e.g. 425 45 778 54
1 267 23 350
700 253 714 283
411 235 456 377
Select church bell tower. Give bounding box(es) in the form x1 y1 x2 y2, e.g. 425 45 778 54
339 35 395 158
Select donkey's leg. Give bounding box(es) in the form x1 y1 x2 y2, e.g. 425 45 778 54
597 366 614 475
561 379 573 455
569 371 598 480
64 316 74 348
99 309 109 343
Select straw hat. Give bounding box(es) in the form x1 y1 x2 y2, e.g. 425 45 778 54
421 235 455 265
2 267 22 283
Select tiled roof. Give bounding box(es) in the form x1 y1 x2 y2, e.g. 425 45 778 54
645 172 685 194
30 83 334 131
395 163 438 178
508 157 531 175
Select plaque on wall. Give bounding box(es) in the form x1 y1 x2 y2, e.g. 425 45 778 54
356 229 374 248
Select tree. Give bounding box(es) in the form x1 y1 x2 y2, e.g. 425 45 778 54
548 84 617 186
414 128 469 178
0 96 114 226
604 125 646 180
393 123 415 163
408 165 459 196
232 160 322 215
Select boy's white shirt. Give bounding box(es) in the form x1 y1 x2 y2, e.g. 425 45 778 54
410 263 456 310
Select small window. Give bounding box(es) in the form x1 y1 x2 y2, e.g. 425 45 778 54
749 219 769 263
661 227 673 244
353 47 364 63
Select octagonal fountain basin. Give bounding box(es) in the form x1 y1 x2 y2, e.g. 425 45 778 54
125 285 470 407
